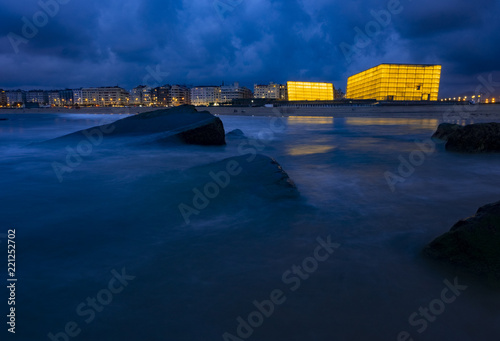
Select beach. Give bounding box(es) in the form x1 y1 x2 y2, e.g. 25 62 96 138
1 103 500 119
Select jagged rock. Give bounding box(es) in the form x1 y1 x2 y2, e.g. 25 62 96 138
48 105 225 146
432 123 462 141
424 201 500 277
432 122 500 152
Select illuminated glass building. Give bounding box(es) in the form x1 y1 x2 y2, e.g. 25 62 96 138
287 82 335 101
346 64 441 101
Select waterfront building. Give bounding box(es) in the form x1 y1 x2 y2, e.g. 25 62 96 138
220 82 252 103
26 90 48 105
279 84 288 100
151 86 171 106
130 85 152 106
254 83 285 100
59 89 75 106
346 64 442 101
5 90 25 106
47 91 61 106
0 90 6 106
81 87 130 106
170 85 191 106
287 81 335 101
190 86 221 106
72 89 83 105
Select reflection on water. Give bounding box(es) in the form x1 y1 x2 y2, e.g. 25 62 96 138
287 144 336 156
345 117 439 129
288 116 334 125
2 113 500 341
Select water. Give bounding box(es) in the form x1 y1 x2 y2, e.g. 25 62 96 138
1 112 500 341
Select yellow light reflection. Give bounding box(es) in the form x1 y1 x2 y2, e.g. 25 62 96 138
287 145 336 156
288 116 334 125
345 118 439 128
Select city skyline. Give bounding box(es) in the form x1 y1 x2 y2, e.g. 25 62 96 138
1 0 500 97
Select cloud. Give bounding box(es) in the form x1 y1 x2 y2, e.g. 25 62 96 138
0 0 499 96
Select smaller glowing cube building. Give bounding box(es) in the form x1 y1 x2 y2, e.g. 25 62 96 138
346 64 441 101
287 82 335 101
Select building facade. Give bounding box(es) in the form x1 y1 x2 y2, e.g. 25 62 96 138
220 82 252 103
59 89 75 106
47 91 61 106
130 85 152 106
287 82 335 101
253 83 286 100
151 86 171 106
279 84 288 101
5 90 25 106
0 90 6 106
346 64 442 101
26 90 48 105
81 87 130 106
170 85 190 106
190 86 221 106
73 89 83 105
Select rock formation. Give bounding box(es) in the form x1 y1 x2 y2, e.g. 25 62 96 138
48 105 226 146
424 201 500 277
432 122 500 152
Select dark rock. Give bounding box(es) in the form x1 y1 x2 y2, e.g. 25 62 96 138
424 201 500 277
48 105 225 146
177 118 226 145
432 123 462 141
188 154 299 200
432 122 500 153
445 123 500 153
225 129 246 138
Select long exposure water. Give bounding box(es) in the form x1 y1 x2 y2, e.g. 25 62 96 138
1 112 500 341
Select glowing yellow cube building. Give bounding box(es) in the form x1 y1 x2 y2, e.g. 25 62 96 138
346 64 441 101
287 81 335 101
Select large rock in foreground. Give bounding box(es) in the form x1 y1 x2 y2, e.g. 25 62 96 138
431 123 462 141
187 154 299 200
432 122 500 152
50 105 225 146
424 201 500 277
177 154 300 224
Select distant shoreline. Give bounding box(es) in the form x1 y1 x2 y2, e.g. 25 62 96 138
0 104 499 119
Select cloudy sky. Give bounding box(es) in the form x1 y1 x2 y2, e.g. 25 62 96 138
1 0 500 97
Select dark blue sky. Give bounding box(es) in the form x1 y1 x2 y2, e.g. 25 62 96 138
1 0 500 97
